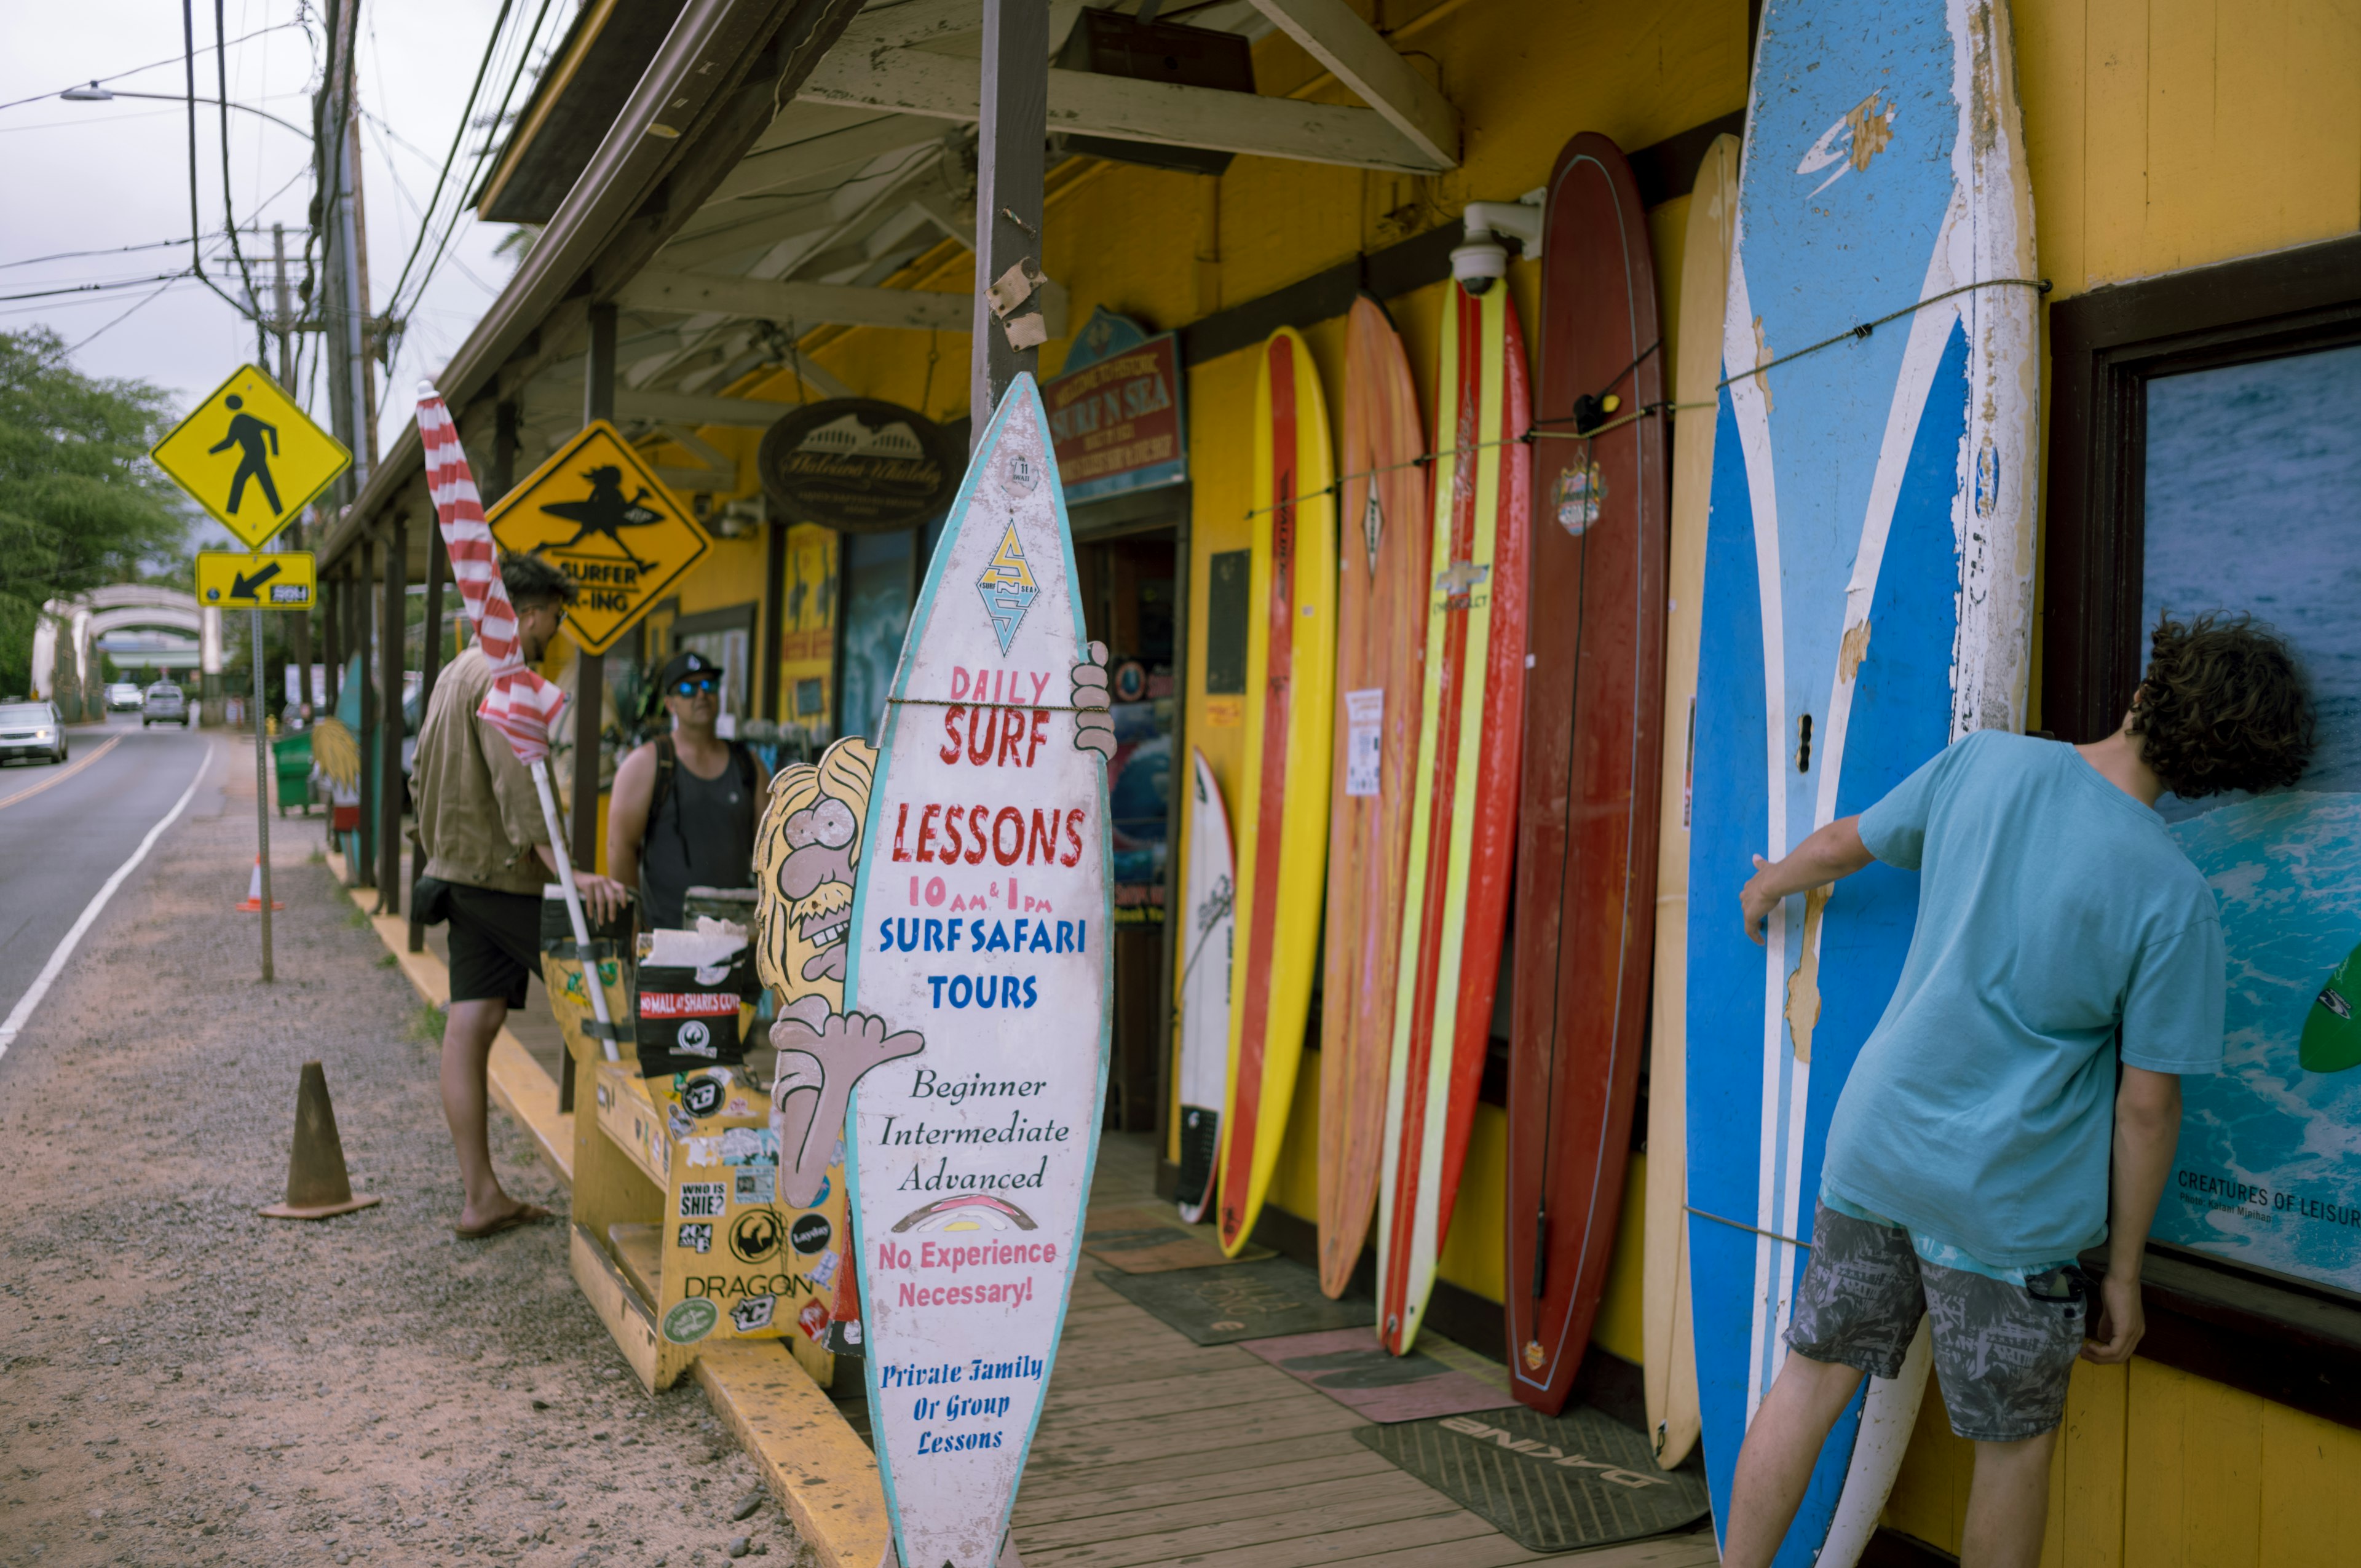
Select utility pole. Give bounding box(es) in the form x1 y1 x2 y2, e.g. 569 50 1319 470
269 226 314 721
968 0 1050 438
318 0 377 504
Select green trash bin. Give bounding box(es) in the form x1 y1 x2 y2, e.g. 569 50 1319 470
273 731 315 817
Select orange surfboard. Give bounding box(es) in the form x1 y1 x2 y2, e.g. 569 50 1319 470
1318 296 1431 1297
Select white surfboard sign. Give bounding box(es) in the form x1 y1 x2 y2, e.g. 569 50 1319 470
1175 747 1235 1224
844 375 1112 1568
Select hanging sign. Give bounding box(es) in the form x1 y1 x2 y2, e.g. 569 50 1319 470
839 377 1110 1568
486 421 713 655
195 550 317 611
151 365 350 548
757 398 960 534
1041 307 1186 505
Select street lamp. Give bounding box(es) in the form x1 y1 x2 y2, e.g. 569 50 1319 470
58 82 309 139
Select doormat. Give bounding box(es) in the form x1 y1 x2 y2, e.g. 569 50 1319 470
1083 1206 1272 1273
1355 1403 1710 1552
1236 1326 1517 1423
1096 1256 1373 1344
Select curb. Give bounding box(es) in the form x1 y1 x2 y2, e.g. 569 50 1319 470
328 850 887 1568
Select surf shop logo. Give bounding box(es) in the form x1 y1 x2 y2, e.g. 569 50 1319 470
1554 459 1606 536
1435 558 1490 613
1797 90 1897 197
976 521 1040 654
893 1193 1038 1233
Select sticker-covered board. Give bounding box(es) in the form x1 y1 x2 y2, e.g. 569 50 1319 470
1319 296 1429 1297
1378 270 1530 1354
843 375 1112 1568
1175 748 1234 1225
1685 3 2039 1562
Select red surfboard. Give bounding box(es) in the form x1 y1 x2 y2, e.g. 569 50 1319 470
1503 132 1669 1412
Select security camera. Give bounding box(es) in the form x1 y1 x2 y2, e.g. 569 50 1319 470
1453 197 1546 296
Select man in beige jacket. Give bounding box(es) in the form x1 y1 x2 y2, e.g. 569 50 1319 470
414 554 626 1237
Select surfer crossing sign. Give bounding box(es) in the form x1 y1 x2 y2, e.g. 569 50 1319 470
486 421 712 655
150 365 351 548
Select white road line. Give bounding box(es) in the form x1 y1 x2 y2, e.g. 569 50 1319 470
0 733 125 812
0 746 211 1060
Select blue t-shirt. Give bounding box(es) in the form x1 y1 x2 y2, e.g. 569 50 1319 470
1819 731 2225 1269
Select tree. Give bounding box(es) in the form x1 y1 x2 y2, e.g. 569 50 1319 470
0 330 189 694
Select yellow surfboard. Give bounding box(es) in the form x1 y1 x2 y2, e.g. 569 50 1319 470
1642 132 1738 1471
1216 327 1338 1255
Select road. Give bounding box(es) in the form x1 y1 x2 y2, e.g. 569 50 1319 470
0 713 219 1040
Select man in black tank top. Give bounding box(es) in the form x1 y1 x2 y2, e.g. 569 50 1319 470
608 651 773 929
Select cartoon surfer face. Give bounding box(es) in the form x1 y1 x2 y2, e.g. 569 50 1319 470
754 737 876 1002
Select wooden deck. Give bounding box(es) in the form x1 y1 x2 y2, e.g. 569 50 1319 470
1003 1134 1720 1568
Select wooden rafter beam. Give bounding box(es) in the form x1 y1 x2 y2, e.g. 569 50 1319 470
614 389 808 429
619 273 971 331
1243 0 1457 168
796 43 1449 173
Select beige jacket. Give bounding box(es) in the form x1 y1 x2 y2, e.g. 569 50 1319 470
414 646 551 895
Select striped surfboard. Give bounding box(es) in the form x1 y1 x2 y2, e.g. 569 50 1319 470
1377 274 1530 1354
1685 2 2039 1562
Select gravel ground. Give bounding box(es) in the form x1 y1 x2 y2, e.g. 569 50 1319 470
0 740 799 1568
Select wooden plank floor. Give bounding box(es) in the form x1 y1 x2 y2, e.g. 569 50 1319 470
1011 1134 1720 1568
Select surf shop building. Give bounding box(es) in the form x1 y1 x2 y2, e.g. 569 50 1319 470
312 0 2361 1562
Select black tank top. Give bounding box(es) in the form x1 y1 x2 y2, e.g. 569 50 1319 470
639 737 759 929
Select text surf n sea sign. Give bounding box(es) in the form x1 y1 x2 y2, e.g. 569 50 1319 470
845 374 1111 1568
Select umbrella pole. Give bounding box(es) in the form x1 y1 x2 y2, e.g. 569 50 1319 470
529 757 620 1062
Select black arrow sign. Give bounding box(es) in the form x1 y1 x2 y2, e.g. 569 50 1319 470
231 562 282 600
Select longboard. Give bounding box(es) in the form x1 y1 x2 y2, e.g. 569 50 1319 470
1377 268 1530 1354
1175 748 1234 1225
1505 131 1667 1414
1216 327 1337 1256
842 375 1112 1568
1642 130 1739 1472
1686 4 2039 1562
1319 295 1430 1297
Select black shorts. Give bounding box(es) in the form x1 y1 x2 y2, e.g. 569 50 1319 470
443 884 543 1008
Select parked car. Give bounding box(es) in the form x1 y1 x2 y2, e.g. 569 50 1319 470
142 683 189 728
105 682 143 712
0 701 67 766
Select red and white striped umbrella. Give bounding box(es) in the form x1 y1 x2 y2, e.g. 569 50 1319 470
417 383 568 764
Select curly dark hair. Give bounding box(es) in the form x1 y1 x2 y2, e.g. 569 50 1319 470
499 550 577 608
2130 613 2316 798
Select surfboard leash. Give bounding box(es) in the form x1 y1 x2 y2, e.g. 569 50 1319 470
1686 1203 1812 1251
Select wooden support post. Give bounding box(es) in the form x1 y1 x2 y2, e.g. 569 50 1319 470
574 304 619 876
759 512 786 723
286 517 312 716
968 0 1048 438
491 398 521 503
411 525 449 951
355 541 377 887
378 515 406 913
322 571 341 712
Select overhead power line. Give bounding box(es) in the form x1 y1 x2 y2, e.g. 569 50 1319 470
379 0 519 322
0 19 301 114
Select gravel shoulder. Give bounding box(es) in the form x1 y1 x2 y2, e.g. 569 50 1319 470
0 739 799 1568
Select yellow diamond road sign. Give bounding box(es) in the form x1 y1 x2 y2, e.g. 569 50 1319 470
196 550 316 611
151 364 351 548
487 421 713 656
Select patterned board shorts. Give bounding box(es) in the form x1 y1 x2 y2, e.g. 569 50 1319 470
1786 1201 2089 1443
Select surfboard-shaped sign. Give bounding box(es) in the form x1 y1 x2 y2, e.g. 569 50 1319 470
840 374 1112 1568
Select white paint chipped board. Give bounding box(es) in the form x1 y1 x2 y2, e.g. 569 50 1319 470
844 374 1112 1568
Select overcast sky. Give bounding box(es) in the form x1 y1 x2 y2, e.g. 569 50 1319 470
2 0 571 494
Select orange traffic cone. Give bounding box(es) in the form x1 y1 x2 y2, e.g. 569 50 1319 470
259 1061 382 1220
237 857 285 913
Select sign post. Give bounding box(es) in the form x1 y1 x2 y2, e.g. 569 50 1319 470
154 366 349 984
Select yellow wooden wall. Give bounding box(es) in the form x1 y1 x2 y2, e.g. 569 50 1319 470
623 0 2361 1554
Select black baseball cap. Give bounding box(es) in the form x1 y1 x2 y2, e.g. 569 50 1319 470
652 651 724 700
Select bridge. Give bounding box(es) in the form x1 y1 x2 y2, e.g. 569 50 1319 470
30 585 223 721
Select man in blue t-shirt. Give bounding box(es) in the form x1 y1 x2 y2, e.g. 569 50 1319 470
1722 616 2315 1568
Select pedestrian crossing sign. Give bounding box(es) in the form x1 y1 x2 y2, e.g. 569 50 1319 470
486 421 712 656
151 364 350 548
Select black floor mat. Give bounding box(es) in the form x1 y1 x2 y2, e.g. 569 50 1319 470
1095 1256 1374 1344
1355 1403 1712 1553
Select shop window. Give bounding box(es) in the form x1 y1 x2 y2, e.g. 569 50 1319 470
1203 548 1249 694
838 529 915 743
2044 233 2361 1422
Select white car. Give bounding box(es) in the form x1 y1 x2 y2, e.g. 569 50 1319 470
105 682 143 712
0 701 66 766
142 683 190 728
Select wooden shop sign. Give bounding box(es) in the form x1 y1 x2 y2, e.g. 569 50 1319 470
757 398 960 534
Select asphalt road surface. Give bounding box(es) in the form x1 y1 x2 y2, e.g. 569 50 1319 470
0 714 219 1040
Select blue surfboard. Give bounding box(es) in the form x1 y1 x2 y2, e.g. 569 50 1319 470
1685 2 2039 1562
